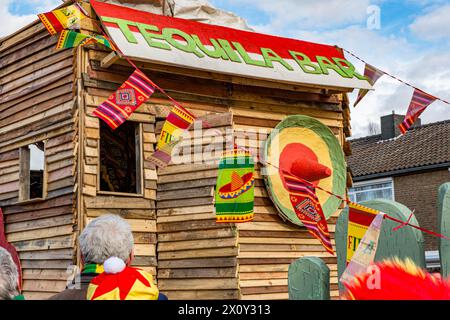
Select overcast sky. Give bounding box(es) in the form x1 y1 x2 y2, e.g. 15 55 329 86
2 0 450 137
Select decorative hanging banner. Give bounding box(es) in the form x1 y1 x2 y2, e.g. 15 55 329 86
147 137 182 169
56 30 116 50
340 211 385 286
93 69 155 130
354 64 384 107
215 148 255 223
0 208 22 290
56 30 93 49
38 3 86 36
346 202 379 264
399 89 437 134
156 105 196 150
281 171 334 255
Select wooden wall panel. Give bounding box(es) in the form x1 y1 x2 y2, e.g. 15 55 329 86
0 23 78 299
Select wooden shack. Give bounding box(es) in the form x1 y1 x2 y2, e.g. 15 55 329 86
0 0 371 299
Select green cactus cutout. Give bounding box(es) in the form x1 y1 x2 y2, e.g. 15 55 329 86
288 257 330 300
335 199 425 292
438 183 450 278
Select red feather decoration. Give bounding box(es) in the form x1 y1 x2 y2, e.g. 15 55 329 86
342 258 450 300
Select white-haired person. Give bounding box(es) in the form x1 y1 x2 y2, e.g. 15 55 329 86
0 247 23 300
49 214 165 300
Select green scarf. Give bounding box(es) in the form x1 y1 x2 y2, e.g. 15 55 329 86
82 263 104 275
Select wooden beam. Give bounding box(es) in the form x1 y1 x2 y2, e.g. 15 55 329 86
18 147 30 201
100 51 119 69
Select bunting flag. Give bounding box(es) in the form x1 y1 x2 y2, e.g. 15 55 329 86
93 69 155 130
38 3 86 36
354 64 384 107
215 148 255 223
399 89 437 134
56 30 116 51
281 171 334 255
340 211 384 286
346 202 379 264
156 105 196 150
56 30 93 50
147 137 182 169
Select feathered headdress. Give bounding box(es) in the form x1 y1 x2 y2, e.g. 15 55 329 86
342 258 450 300
87 257 159 300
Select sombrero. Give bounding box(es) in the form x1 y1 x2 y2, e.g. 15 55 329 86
218 171 255 199
263 115 346 226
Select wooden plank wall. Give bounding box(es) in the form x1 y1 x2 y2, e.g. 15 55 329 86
86 49 349 299
233 121 344 300
156 113 240 300
0 21 78 299
81 45 159 277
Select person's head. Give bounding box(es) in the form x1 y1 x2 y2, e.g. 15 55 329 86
0 247 20 300
79 214 134 265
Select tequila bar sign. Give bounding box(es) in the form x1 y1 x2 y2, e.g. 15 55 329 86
91 0 372 90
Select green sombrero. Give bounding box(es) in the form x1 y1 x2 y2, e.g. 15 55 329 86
263 115 346 227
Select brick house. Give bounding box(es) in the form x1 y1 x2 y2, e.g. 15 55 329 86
347 113 450 256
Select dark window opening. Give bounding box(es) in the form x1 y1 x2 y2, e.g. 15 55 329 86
99 120 141 194
20 142 45 201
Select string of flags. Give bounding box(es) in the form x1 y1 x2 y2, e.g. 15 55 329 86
342 47 449 135
35 2 450 266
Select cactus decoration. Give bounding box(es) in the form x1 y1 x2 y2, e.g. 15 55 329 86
288 199 428 299
336 199 425 291
438 183 450 278
288 257 330 300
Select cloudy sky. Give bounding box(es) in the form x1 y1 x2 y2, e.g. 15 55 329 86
2 0 450 137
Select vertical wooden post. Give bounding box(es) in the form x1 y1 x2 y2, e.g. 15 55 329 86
18 146 30 201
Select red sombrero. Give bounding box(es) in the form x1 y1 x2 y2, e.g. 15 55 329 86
218 171 255 199
264 115 346 226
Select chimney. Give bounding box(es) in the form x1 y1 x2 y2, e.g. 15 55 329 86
380 111 421 140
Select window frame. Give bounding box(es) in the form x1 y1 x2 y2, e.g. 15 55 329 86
348 177 395 203
97 121 144 197
18 141 47 203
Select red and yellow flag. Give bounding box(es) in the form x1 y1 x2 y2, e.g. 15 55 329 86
346 202 379 264
399 89 437 134
38 4 86 36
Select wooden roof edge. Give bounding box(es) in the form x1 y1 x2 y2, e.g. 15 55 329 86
0 0 74 52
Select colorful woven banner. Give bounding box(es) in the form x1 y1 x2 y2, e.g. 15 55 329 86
354 64 384 107
399 89 437 134
147 137 182 169
346 202 379 264
93 69 155 129
156 105 196 150
281 171 334 255
38 4 85 36
340 211 384 286
215 148 255 223
56 30 92 49
56 30 116 50
87 266 159 300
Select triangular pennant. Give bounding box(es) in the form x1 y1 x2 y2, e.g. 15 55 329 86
93 69 155 129
340 210 384 286
399 89 437 134
354 64 384 107
345 202 379 264
281 171 334 255
56 30 116 51
38 3 86 36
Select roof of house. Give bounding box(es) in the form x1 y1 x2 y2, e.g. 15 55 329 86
348 119 450 179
